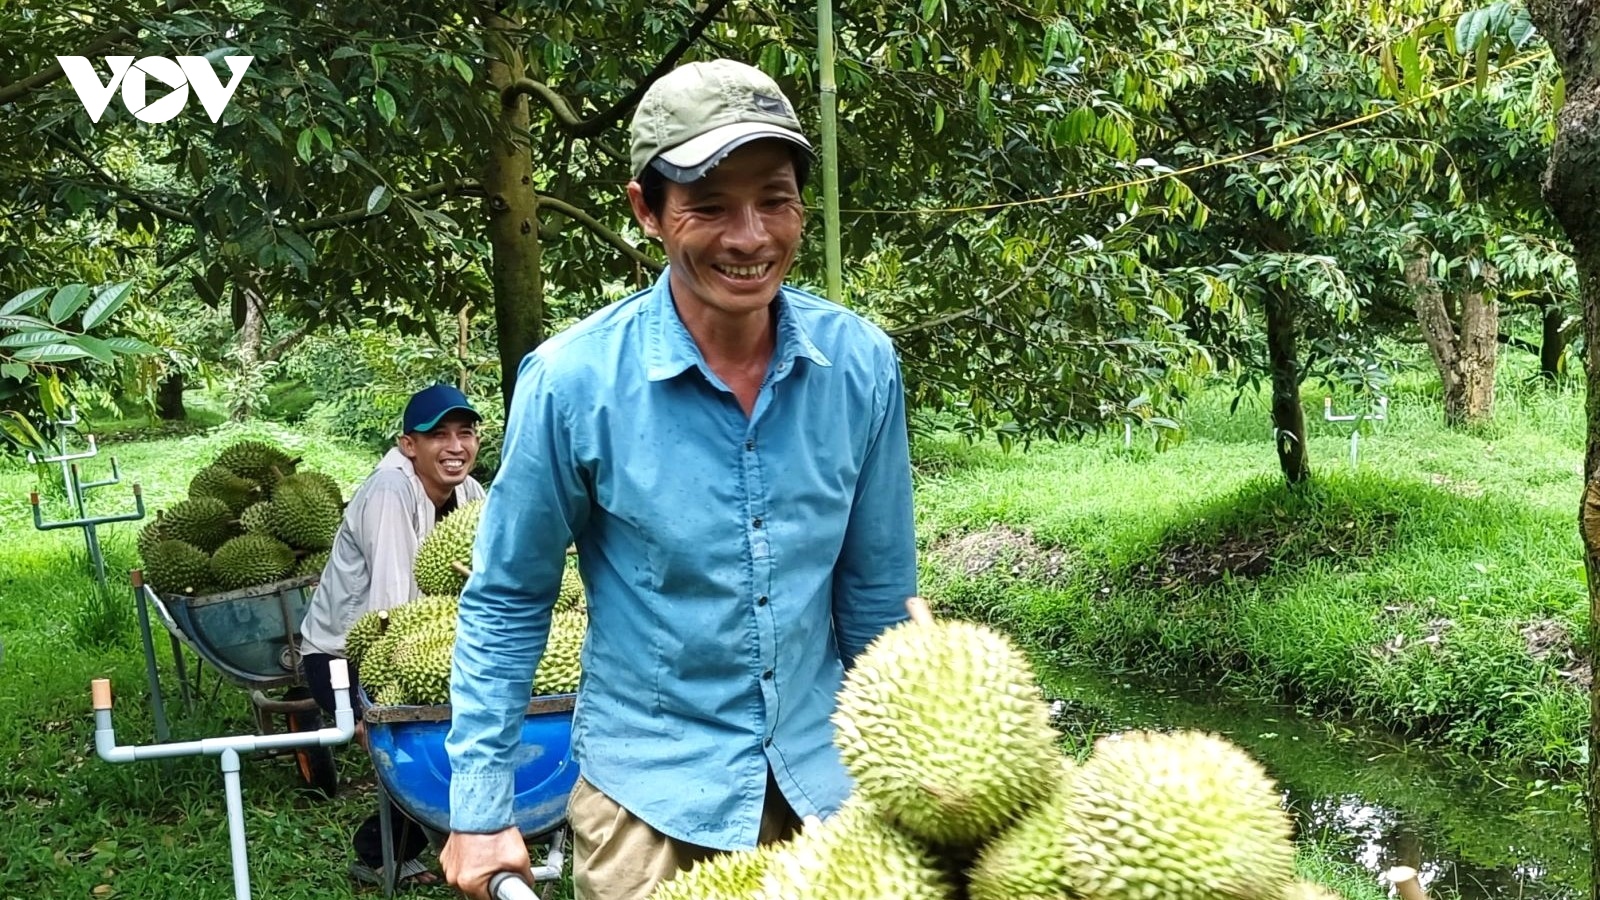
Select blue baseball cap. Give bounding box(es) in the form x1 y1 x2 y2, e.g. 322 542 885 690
403 383 481 434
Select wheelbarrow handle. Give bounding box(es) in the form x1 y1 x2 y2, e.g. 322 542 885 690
489 872 539 900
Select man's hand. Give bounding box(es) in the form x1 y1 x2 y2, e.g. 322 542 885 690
441 827 531 900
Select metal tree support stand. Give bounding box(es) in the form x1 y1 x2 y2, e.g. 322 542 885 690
1323 394 1389 469
27 406 145 585
90 659 357 900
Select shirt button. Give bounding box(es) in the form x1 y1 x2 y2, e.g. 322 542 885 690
745 440 755 451
763 670 773 680
764 736 773 747
752 517 763 528
757 595 768 606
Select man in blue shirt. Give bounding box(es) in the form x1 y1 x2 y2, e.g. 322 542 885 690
441 58 918 900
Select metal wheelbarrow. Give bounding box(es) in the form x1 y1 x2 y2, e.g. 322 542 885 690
359 689 580 898
133 569 340 798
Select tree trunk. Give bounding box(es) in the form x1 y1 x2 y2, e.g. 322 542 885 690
231 278 265 423
155 370 185 420
1522 5 1600 896
1409 254 1498 426
1542 303 1567 382
481 7 544 414
1264 285 1309 484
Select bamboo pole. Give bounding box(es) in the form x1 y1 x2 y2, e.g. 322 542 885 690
817 0 843 303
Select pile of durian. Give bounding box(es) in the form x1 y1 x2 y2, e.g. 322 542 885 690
138 439 343 597
349 498 588 707
650 598 1340 900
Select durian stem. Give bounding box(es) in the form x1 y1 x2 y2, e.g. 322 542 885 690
906 595 933 626
1386 866 1430 900
451 560 472 578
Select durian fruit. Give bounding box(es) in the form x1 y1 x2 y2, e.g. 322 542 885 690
188 464 260 515
966 758 1081 900
413 498 485 596
143 539 216 596
649 843 782 900
391 623 457 705
373 682 408 707
555 565 585 613
296 549 331 578
266 477 341 551
754 796 954 900
831 599 1064 849
533 608 586 695
354 595 460 703
208 533 297 591
280 470 343 508
156 496 237 553
214 439 299 485
1056 729 1297 900
239 501 273 535
136 519 167 561
346 606 389 667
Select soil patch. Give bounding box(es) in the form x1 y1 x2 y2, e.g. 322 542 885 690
926 525 1074 586
1522 618 1591 692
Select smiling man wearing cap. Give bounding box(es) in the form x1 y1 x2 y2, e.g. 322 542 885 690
298 382 485 888
441 58 918 900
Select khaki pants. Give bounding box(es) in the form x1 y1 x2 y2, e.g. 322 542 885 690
567 769 802 900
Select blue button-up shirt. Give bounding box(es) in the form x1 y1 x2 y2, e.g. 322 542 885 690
444 268 918 849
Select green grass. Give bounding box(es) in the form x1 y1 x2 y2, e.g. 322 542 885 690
914 360 1591 774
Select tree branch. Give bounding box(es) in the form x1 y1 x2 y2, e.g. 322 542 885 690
61 144 195 225
888 256 1051 338
536 193 662 272
501 0 734 138
264 322 314 362
297 178 482 232
0 0 197 107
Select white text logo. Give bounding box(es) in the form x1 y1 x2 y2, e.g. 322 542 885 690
57 55 253 124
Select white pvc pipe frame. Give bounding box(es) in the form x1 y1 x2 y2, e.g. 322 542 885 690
91 659 357 900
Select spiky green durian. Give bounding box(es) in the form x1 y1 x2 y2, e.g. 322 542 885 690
413 498 485 596
142 539 215 596
239 501 273 535
156 496 237 553
533 608 586 695
274 470 343 508
831 616 1064 848
967 758 1082 900
345 608 387 667
266 478 341 550
373 682 408 707
649 843 781 900
755 796 953 900
188 464 261 514
296 549 330 578
214 439 299 485
207 533 297 591
1056 729 1297 900
555 564 585 613
391 626 457 705
136 518 167 562
355 595 459 698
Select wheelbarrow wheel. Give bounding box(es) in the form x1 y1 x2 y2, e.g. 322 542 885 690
284 688 340 800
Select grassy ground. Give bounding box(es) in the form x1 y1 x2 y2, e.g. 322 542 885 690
914 353 1590 775
1 361 1561 898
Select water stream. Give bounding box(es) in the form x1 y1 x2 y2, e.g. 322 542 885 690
1033 658 1590 899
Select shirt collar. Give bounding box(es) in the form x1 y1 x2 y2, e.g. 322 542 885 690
645 267 832 383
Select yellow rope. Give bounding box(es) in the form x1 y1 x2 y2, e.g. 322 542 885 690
825 47 1551 217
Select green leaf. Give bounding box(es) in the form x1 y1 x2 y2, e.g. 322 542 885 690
297 128 314 163
1456 9 1487 57
0 363 27 382
0 314 52 331
1475 38 1490 93
68 334 116 364
367 185 392 216
374 86 397 124
0 330 67 348
314 126 333 152
81 280 134 330
1509 7 1535 48
47 284 91 324
13 343 93 363
100 336 158 354
451 55 473 83
0 287 49 316
1399 36 1421 99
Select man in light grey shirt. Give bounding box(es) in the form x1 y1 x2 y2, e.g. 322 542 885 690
298 382 487 888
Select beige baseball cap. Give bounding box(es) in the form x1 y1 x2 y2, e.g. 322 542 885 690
630 58 813 183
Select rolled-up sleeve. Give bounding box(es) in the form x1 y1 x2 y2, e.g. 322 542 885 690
831 337 918 666
446 352 591 833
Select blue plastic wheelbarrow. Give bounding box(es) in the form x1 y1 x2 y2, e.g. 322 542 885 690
360 691 580 898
